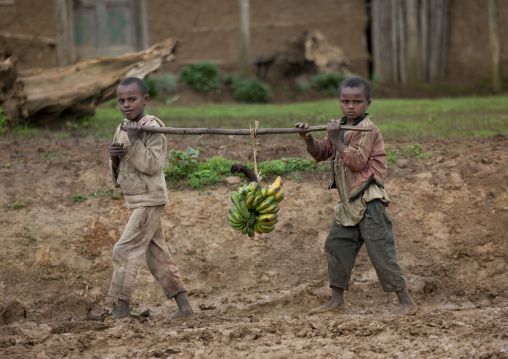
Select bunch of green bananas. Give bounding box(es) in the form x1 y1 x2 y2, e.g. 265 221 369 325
227 176 285 237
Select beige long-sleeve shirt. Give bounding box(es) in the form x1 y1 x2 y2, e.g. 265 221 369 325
110 115 169 209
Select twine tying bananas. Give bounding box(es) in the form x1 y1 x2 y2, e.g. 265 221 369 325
249 120 262 183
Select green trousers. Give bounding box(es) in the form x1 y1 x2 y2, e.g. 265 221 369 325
325 199 407 292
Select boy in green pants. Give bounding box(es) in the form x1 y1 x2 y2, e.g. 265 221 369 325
108 77 195 320
295 77 418 315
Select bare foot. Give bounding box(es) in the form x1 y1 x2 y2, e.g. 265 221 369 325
309 302 346 315
170 309 196 320
389 302 419 316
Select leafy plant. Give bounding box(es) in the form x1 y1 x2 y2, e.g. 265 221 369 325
12 200 31 209
180 63 221 92
403 144 432 159
386 149 399 166
226 75 272 103
3 163 11 168
144 76 159 98
164 147 200 180
40 152 61 160
0 107 7 134
163 148 328 189
152 72 178 94
295 80 312 93
188 157 236 189
311 72 347 96
105 188 123 199
72 194 87 202
257 158 318 177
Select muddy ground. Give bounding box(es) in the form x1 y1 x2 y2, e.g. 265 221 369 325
0 131 507 358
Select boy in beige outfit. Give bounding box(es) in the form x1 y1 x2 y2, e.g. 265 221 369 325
108 77 195 320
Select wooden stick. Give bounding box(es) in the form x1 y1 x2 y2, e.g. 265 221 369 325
0 284 29 317
120 124 371 135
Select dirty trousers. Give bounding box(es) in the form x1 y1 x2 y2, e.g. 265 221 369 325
325 199 407 292
108 205 186 301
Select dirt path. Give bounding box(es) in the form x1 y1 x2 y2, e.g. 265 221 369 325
0 134 507 358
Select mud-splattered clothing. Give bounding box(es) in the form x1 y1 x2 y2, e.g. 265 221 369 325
108 115 186 301
108 205 186 301
307 114 406 292
308 114 390 226
110 115 169 209
325 200 406 292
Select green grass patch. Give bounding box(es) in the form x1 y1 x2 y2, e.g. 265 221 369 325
402 144 432 159
1 94 506 189
2 95 507 140
72 194 87 202
12 200 31 209
88 95 508 140
163 146 328 189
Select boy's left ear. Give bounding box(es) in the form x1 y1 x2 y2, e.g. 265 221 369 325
367 99 372 108
143 94 150 104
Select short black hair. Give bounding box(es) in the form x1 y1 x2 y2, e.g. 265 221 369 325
338 77 371 100
118 77 148 96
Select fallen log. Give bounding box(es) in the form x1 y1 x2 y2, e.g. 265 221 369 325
120 123 371 135
0 57 27 124
3 38 179 128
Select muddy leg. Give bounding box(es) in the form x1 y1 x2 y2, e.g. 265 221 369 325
390 287 418 315
112 299 132 319
170 292 196 320
309 286 346 314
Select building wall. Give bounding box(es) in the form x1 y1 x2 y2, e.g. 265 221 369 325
446 0 508 84
0 0 57 69
146 0 370 77
0 0 507 85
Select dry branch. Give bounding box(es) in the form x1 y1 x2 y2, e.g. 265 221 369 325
120 124 371 136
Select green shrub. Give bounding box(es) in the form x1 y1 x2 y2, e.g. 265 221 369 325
12 200 30 209
180 63 221 92
72 194 87 202
403 144 432 159
227 75 272 103
0 107 7 134
164 147 200 180
152 72 178 94
386 149 399 166
312 72 347 96
188 157 236 189
257 158 317 176
295 80 312 93
163 145 329 189
144 76 159 98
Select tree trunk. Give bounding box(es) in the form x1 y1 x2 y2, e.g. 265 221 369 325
238 0 250 78
3 38 178 127
488 0 502 93
405 0 419 86
371 0 449 85
0 57 27 128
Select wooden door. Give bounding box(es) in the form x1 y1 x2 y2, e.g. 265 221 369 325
70 0 148 60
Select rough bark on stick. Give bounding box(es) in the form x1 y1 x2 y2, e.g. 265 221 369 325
0 57 27 127
119 123 371 135
5 38 179 127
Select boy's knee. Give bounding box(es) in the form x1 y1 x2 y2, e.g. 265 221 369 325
112 242 128 262
324 237 335 255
